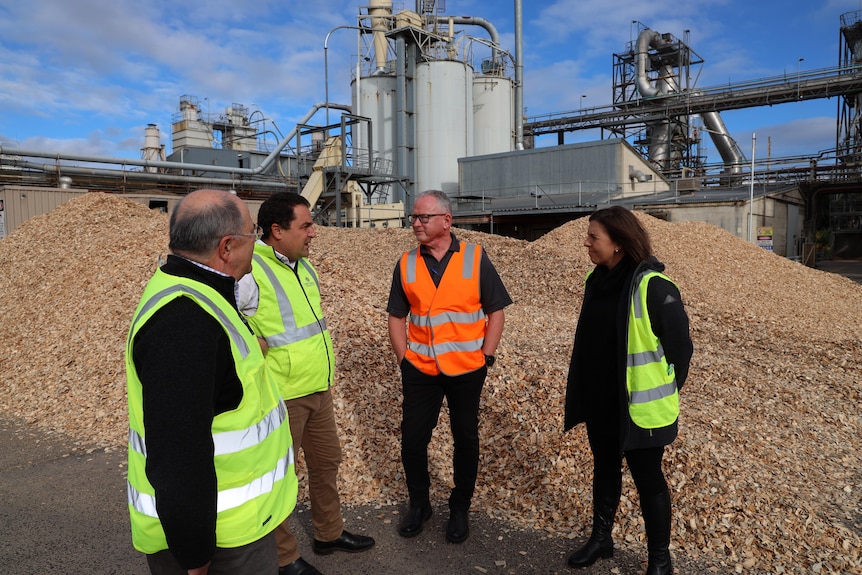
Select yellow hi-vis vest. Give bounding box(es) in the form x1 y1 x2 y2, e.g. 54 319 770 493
626 269 680 429
125 269 297 554
246 245 334 401
401 242 486 376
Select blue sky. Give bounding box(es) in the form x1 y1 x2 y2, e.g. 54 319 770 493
0 0 857 165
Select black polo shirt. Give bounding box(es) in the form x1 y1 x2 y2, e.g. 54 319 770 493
386 233 512 318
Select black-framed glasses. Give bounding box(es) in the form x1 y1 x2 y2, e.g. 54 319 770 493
407 213 445 224
233 224 263 240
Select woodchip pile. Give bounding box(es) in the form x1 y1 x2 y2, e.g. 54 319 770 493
0 192 859 574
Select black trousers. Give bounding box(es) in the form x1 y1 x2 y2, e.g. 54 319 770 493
400 359 486 511
586 422 668 499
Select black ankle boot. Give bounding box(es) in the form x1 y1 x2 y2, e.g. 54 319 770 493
641 489 672 575
567 531 614 568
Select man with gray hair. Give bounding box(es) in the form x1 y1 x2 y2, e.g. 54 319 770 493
387 190 512 545
126 189 298 574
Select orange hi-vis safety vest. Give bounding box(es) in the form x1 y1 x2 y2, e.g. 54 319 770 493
401 242 487 376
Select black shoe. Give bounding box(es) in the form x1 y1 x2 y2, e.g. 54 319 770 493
566 536 613 568
312 530 376 555
278 557 323 575
445 509 469 544
397 503 432 538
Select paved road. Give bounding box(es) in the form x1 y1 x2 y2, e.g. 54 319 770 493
0 416 725 575
816 258 862 285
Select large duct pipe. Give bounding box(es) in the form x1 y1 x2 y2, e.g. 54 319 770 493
635 29 680 97
7 158 292 189
514 0 524 150
369 0 392 74
0 102 351 178
701 110 745 174
430 15 502 64
635 28 742 173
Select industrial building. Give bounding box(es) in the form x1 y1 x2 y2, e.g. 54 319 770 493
1 1 861 261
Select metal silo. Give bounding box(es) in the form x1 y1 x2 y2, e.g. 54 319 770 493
352 74 397 181
415 60 474 196
472 75 514 156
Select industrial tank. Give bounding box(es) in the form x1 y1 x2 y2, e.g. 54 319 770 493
472 75 514 156
415 60 474 196
352 74 397 179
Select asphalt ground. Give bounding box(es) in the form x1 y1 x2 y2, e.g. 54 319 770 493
816 257 862 285
0 415 731 575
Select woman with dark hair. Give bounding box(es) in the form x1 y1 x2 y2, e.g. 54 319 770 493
564 206 693 575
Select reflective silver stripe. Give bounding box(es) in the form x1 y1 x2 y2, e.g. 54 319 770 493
129 402 288 459
128 478 158 517
298 259 320 290
253 253 326 347
212 401 287 456
409 309 486 328
128 428 147 457
129 284 250 359
404 243 478 283
217 447 294 513
409 337 484 356
630 381 677 405
405 249 418 284
632 286 645 318
265 320 327 347
632 271 648 319
627 345 665 368
127 447 295 518
461 243 477 278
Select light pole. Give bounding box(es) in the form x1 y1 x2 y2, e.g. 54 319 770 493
580 94 586 111
797 57 804 100
324 25 364 126
749 132 756 243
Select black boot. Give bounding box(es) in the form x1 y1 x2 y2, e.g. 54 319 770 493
567 488 619 568
641 489 672 575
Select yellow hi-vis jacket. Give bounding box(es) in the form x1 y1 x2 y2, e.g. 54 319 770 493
246 244 334 400
125 269 297 554
626 269 681 429
401 242 486 376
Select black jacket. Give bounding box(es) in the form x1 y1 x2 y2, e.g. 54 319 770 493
564 256 693 451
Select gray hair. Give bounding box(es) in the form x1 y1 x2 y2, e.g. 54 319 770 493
416 189 452 215
169 192 244 256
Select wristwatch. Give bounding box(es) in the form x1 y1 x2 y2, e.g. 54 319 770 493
484 354 496 367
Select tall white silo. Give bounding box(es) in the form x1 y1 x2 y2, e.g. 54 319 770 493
415 60 474 196
352 74 397 184
473 76 514 156
141 124 165 173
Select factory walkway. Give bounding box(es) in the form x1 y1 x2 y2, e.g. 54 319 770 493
0 415 726 575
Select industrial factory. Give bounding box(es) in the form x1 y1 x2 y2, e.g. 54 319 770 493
2 1 862 260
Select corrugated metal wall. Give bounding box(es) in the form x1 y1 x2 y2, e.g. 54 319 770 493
0 186 87 238
459 139 666 199
0 187 263 240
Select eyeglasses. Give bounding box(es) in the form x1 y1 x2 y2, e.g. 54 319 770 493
233 224 263 241
407 213 445 224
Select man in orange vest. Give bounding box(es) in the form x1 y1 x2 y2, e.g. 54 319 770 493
387 189 512 544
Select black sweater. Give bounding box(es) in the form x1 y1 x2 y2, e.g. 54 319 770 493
564 256 693 451
131 255 247 568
